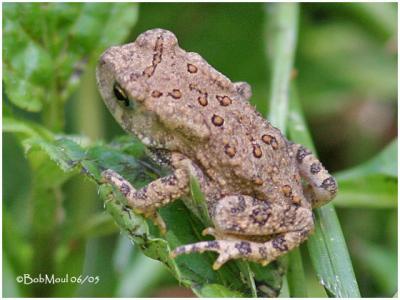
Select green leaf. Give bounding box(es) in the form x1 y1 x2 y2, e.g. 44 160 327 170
333 139 397 208
188 176 212 226
337 139 397 178
2 254 21 297
287 250 307 297
3 4 52 111
343 3 397 41
115 245 168 297
3 3 138 113
288 89 361 298
70 3 138 55
354 240 397 293
23 135 283 297
196 283 245 297
3 116 53 140
308 204 360 297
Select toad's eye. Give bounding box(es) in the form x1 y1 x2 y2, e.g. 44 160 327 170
113 83 130 107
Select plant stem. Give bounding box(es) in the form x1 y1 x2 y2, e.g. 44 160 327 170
266 3 307 297
288 89 361 297
287 249 307 297
266 3 298 130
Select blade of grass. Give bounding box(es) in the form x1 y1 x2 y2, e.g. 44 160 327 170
265 3 307 297
288 88 361 297
266 3 298 130
267 4 360 297
287 250 307 297
333 139 397 208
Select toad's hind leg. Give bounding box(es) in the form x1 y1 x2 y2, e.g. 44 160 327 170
172 228 312 270
212 195 312 236
172 195 313 269
291 144 338 208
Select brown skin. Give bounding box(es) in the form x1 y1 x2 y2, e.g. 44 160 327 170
96 29 337 269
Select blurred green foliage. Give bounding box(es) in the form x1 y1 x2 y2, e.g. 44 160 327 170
3 2 397 298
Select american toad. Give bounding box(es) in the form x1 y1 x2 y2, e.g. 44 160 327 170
96 29 337 269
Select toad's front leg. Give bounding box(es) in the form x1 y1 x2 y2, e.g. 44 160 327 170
101 152 192 233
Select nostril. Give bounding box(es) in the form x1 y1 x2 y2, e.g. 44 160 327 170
99 56 107 66
99 50 112 66
99 46 122 66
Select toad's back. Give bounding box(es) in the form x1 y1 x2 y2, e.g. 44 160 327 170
133 30 302 202
101 29 304 204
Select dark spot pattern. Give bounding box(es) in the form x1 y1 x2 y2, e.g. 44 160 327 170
211 114 224 126
291 195 301 204
238 196 246 211
187 63 198 73
262 134 278 149
198 96 208 106
230 195 246 214
206 241 220 249
230 208 239 214
253 144 262 158
249 206 271 226
129 72 141 80
282 185 292 197
190 245 200 252
135 187 147 201
320 177 337 195
272 236 288 251
143 66 155 77
296 146 312 163
120 183 131 197
151 90 163 98
174 247 187 254
216 95 232 106
258 246 268 258
160 174 177 186
189 83 209 106
235 241 252 255
224 144 236 157
168 89 182 99
310 162 321 174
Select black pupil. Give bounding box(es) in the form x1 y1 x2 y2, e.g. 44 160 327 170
113 84 130 107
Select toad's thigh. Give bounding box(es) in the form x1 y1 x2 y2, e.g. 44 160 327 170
213 195 313 236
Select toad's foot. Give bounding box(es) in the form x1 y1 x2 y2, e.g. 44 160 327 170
291 143 338 208
171 228 311 270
